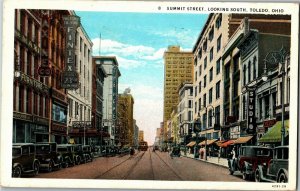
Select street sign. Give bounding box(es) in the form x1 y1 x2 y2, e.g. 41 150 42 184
61 71 79 89
72 121 92 129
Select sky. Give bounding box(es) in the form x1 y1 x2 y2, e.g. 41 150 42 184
75 11 208 145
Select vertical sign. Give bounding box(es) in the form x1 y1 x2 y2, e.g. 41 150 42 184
247 88 256 134
112 66 117 120
38 11 52 76
61 15 80 89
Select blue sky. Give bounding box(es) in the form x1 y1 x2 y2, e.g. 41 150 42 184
76 11 208 144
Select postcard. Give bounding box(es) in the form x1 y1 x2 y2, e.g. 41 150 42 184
0 0 299 190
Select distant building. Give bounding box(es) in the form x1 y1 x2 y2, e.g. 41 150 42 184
133 120 139 148
138 130 144 142
163 46 194 141
93 56 121 146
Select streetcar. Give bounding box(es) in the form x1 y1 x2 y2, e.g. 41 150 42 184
138 141 148 151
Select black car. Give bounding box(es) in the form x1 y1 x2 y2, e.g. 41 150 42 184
57 144 78 167
35 142 62 172
12 143 40 177
73 144 89 164
82 145 94 162
255 146 289 183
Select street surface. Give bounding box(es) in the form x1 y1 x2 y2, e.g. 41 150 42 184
35 149 246 181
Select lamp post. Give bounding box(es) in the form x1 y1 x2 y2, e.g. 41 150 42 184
264 47 289 146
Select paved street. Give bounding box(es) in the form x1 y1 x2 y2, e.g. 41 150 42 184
35 150 246 182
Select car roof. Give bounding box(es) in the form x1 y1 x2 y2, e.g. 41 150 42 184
13 143 34 147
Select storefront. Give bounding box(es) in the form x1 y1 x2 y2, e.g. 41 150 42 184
13 112 49 143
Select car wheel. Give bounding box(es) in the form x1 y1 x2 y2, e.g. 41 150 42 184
229 169 234 175
76 156 81 165
278 173 288 183
242 172 249 180
48 161 53 172
64 162 69 168
12 166 22 178
33 162 39 176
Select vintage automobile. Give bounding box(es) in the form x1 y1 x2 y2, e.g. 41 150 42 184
118 147 131 155
73 144 89 164
228 146 273 180
170 146 181 157
101 146 117 157
82 145 94 162
35 142 62 172
57 144 79 167
12 143 40 177
255 146 289 183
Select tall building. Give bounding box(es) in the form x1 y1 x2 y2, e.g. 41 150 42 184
91 57 108 146
177 82 194 145
117 90 134 146
193 13 230 142
93 56 121 146
138 130 144 142
13 10 71 144
67 19 93 145
163 45 194 140
133 119 139 148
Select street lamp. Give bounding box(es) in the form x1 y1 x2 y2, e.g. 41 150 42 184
263 46 289 146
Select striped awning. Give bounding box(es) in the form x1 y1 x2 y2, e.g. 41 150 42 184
259 120 289 143
199 139 218 146
219 140 235 147
234 136 253 144
186 141 196 147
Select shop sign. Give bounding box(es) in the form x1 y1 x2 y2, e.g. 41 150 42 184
39 11 51 77
19 73 49 94
263 119 277 128
72 121 92 129
61 15 80 89
15 30 41 55
13 112 32 122
247 88 256 134
33 115 49 126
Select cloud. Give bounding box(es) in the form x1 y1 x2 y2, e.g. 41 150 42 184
118 83 163 100
141 48 166 61
116 56 146 69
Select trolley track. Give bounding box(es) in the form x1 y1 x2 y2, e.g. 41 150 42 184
94 151 144 179
153 151 184 180
123 151 145 179
148 149 155 180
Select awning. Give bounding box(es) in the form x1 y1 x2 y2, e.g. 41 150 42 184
186 141 196 147
215 141 226 147
219 140 235 147
258 120 289 143
199 139 218 146
234 136 253 144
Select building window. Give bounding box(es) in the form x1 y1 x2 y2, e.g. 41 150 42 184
243 65 246 86
52 103 67 124
190 88 193 96
217 35 222 52
209 88 213 104
199 81 202 93
209 67 213 82
259 97 263 120
202 113 207 130
225 64 230 80
188 100 192 108
195 71 197 81
248 60 251 83
209 27 214 41
208 109 213 127
233 80 239 98
272 92 277 117
243 96 247 120
216 14 222 29
188 111 192 121
213 132 219 139
195 102 197 114
195 86 197 97
203 94 206 107
264 95 270 119
225 87 230 102
216 58 221 75
204 57 207 69
80 37 82 52
210 47 214 62
198 48 202 59
253 56 257 79
68 99 73 117
233 54 239 73
215 106 220 125
203 40 207 51
198 98 201 111
199 65 202 76
216 81 220 99
204 75 207 87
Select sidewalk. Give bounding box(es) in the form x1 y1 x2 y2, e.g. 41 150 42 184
182 152 228 168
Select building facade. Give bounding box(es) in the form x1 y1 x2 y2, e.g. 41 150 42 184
138 130 144 142
117 91 134 146
163 46 194 141
177 82 194 145
133 120 139 148
67 21 93 145
13 10 71 144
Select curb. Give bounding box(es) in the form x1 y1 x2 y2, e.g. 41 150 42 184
182 155 228 168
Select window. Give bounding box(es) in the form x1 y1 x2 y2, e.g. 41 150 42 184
243 96 247 120
199 65 202 76
204 75 207 87
203 40 207 51
216 58 221 75
202 113 207 130
253 56 257 79
213 132 219 139
198 98 201 111
52 103 67 124
188 100 192 108
195 102 197 114
209 88 213 103
225 87 230 102
216 14 222 29
209 27 214 41
203 94 206 107
248 61 251 83
204 57 207 69
215 106 220 125
190 88 193 96
216 81 220 99
243 65 246 86
195 86 197 97
217 35 222 52
225 64 230 80
208 109 213 127
272 92 277 117
199 81 202 93
80 38 82 52
264 95 270 119
233 79 239 97
198 48 202 59
233 55 239 72
209 68 213 82
210 47 214 62
195 71 197 81
188 111 192 121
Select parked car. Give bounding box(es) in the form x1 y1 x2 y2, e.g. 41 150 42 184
35 142 62 172
101 146 117 157
73 144 89 164
170 146 181 157
12 143 40 177
255 146 289 183
82 145 94 162
57 144 78 167
118 147 131 155
228 146 273 180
